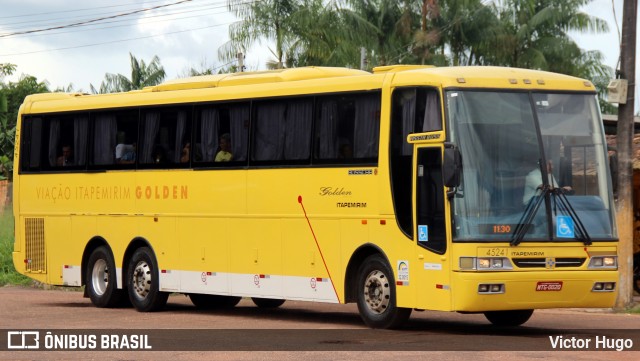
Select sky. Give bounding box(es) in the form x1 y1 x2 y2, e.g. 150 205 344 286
0 0 638 111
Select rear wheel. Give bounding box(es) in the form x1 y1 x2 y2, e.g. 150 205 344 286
85 246 125 308
356 254 412 329
189 294 241 309
484 309 534 326
127 247 168 312
251 297 285 308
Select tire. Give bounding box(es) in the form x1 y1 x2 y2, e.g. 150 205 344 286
127 247 168 312
356 254 412 329
251 297 285 308
633 253 640 294
85 246 125 308
189 294 241 309
484 309 534 327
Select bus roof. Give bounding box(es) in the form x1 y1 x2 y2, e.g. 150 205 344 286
20 65 595 114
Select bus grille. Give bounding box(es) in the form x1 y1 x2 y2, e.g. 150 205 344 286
24 218 46 273
512 257 586 268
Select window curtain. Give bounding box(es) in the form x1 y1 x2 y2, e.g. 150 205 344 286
74 116 89 166
423 91 442 131
48 119 60 166
173 111 187 163
253 103 286 161
200 108 219 162
229 105 249 161
353 96 380 158
317 100 338 159
140 112 160 163
284 100 312 160
93 115 117 165
29 118 43 168
449 93 491 223
401 90 416 156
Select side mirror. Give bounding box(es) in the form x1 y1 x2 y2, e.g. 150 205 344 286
443 145 461 188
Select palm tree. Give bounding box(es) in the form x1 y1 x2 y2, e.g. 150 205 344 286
491 0 608 70
219 0 300 69
342 0 415 67
91 53 166 93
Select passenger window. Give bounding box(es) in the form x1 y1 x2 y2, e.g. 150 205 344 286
314 92 380 164
251 98 313 164
46 114 89 169
193 102 250 166
92 110 138 167
21 114 89 172
139 108 191 167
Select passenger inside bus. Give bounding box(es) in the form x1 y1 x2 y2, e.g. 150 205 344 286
522 160 572 205
215 133 233 162
180 142 190 163
56 144 74 166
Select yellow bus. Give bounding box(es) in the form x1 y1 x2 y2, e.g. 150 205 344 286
12 65 618 328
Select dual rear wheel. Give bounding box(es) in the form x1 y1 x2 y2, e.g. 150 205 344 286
85 246 167 312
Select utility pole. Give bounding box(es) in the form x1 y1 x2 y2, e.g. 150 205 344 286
615 0 637 309
237 52 245 72
360 47 368 71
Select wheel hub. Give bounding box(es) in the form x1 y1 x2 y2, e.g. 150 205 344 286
132 261 151 300
363 270 390 314
91 259 109 296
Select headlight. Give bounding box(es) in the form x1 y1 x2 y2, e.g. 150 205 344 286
588 256 617 269
459 257 513 271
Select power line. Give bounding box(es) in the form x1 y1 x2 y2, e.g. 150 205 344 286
0 0 195 38
2 4 234 39
0 23 232 57
0 0 171 20
0 0 226 30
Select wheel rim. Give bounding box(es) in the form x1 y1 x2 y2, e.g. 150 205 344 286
132 261 152 300
363 270 390 314
91 259 109 296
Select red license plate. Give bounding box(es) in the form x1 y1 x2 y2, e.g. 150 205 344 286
536 281 563 291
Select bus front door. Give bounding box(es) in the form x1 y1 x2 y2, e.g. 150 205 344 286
413 145 452 311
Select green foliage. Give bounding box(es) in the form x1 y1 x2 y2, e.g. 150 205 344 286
91 53 166 93
0 211 31 286
0 73 49 179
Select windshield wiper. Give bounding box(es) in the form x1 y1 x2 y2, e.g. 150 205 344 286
510 186 592 246
551 189 592 245
510 185 549 246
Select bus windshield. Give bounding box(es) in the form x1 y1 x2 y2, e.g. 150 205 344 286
447 90 616 242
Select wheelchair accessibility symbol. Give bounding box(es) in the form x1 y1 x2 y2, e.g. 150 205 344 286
418 225 428 242
556 216 575 238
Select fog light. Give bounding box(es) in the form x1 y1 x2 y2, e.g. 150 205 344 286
593 282 604 291
478 284 489 293
490 284 502 293
604 282 615 291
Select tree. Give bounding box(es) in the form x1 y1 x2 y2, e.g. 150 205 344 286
219 0 300 69
491 0 608 70
0 72 50 180
91 53 166 93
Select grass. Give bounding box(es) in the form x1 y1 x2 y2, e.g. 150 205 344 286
0 209 32 286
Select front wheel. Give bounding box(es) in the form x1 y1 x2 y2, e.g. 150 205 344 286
356 254 411 329
85 246 125 308
484 309 534 326
127 247 168 312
